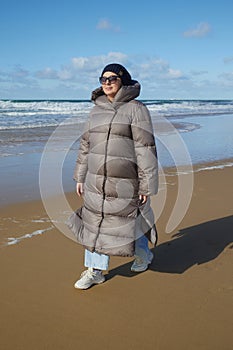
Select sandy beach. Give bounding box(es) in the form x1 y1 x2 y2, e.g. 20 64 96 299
0 162 232 350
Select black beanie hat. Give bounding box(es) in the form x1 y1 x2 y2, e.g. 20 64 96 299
101 63 132 85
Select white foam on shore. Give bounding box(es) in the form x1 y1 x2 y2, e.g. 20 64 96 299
164 161 233 176
31 218 52 223
195 162 233 172
5 226 54 246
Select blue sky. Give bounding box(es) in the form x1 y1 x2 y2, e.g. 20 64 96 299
1 0 233 99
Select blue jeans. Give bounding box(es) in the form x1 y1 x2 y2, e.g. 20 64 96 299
84 235 151 270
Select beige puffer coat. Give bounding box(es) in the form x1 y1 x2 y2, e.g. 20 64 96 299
71 81 158 257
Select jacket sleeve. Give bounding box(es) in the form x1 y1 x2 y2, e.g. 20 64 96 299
73 120 90 183
131 102 158 196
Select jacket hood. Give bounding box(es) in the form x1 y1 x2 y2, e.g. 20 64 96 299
91 80 141 108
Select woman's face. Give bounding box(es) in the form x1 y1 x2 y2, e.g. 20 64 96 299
101 71 122 101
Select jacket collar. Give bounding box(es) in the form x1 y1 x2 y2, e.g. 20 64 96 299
91 81 141 109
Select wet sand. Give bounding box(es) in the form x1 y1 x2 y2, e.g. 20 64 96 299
0 164 233 350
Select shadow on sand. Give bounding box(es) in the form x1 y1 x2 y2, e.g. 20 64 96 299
106 215 233 280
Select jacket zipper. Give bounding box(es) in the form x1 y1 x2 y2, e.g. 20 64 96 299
95 110 118 245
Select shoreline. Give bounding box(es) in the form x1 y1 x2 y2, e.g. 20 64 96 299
1 157 232 209
1 159 233 247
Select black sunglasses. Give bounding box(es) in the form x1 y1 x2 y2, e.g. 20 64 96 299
99 75 120 84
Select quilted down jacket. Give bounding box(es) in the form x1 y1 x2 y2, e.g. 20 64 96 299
71 81 158 256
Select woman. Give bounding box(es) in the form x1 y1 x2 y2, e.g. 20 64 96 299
69 63 158 289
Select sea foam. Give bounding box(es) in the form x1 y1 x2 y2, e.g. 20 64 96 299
5 226 54 246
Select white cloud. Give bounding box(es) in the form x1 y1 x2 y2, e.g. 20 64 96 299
190 70 208 76
183 22 211 38
2 52 233 99
31 53 188 97
107 52 128 62
72 57 89 69
0 65 37 87
97 19 111 30
96 18 121 32
167 68 183 79
57 68 74 81
12 65 29 78
35 67 57 79
0 65 30 81
134 57 185 82
219 72 233 81
1 66 36 98
223 56 233 64
52 52 129 82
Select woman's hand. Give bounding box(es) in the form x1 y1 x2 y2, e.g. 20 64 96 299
139 194 147 204
76 183 84 196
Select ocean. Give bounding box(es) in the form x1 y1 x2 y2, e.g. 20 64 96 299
0 99 233 206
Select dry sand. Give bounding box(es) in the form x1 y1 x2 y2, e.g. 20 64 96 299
0 164 232 350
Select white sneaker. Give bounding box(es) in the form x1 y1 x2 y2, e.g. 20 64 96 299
74 268 105 289
131 251 154 272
